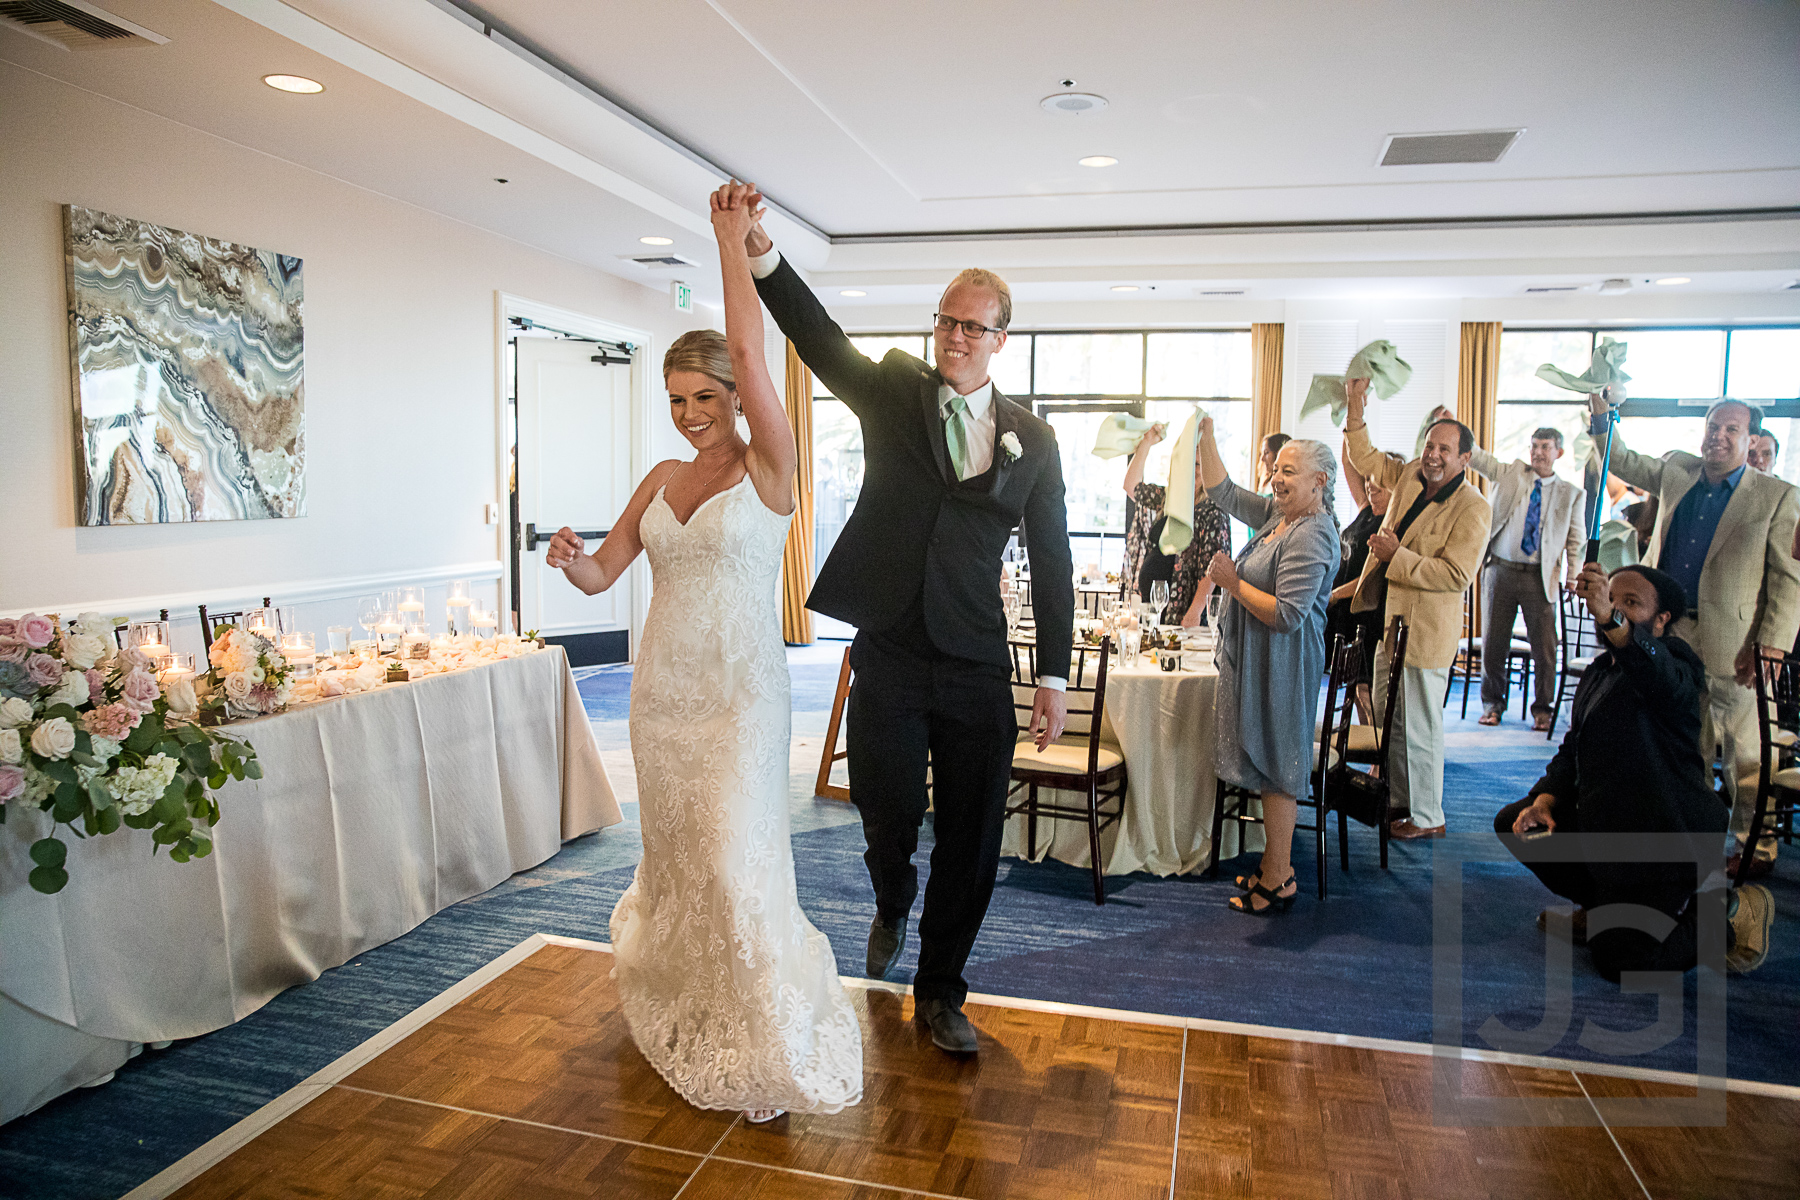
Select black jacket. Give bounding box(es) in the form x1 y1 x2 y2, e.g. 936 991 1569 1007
1529 623 1726 893
756 257 1074 679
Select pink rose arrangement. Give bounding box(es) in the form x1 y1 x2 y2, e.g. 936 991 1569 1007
205 627 293 719
3 612 261 896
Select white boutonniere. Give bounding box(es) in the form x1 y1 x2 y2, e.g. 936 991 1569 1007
1000 431 1023 462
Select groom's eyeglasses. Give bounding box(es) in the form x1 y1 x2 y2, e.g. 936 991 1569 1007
933 313 1003 340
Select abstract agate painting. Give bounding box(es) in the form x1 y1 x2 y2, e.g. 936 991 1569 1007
64 206 305 524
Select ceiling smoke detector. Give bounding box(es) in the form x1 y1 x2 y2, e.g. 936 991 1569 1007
0 0 168 49
1040 92 1108 116
1378 129 1523 166
1597 278 1634 295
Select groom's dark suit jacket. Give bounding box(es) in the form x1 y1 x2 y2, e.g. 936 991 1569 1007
756 258 1074 682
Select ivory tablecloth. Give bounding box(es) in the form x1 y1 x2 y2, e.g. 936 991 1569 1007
0 646 620 1123
1001 655 1261 877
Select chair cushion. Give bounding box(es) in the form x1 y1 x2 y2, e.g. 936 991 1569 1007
1013 737 1123 776
1740 766 1800 793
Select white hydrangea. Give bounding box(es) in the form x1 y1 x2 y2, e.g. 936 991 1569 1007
113 753 180 817
89 736 121 765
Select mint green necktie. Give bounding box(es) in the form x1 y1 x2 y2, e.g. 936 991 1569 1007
942 392 972 480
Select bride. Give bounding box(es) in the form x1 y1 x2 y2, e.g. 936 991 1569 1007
545 182 861 1123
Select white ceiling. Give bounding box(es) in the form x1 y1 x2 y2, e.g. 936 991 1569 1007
451 0 1800 236
2 0 1796 312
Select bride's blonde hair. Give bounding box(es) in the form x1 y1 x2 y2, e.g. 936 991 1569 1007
663 330 736 390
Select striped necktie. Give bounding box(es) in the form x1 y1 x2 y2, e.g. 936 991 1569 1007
1520 479 1542 556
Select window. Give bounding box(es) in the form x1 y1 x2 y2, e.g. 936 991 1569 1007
1497 325 1800 490
809 328 1254 609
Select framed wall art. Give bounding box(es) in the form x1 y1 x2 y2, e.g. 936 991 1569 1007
64 205 305 524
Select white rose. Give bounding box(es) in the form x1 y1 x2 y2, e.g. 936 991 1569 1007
0 728 19 763
1000 430 1023 461
47 670 89 709
165 678 198 716
0 698 32 728
29 717 76 760
62 632 107 670
223 671 255 701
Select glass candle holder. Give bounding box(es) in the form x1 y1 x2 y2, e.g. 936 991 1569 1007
402 622 431 660
281 631 318 679
245 608 278 639
445 578 473 638
127 620 171 662
472 606 498 644
157 652 196 686
396 586 426 628
375 611 403 656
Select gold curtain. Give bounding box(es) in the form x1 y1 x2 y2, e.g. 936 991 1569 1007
1250 324 1285 479
1457 321 1503 466
780 340 815 645
1457 321 1504 637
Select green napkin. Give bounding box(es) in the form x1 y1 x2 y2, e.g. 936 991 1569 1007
1536 336 1630 394
1091 412 1157 459
1596 518 1639 572
1301 340 1413 427
1159 409 1200 556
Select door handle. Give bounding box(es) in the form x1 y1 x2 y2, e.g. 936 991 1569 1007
525 523 609 551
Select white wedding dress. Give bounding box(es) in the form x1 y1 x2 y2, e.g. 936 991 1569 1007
610 474 862 1114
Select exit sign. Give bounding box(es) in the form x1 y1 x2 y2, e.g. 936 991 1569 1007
671 281 693 313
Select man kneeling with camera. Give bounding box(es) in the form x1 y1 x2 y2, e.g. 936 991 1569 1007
1494 561 1774 980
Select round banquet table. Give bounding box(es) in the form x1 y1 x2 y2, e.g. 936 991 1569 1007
1001 646 1262 877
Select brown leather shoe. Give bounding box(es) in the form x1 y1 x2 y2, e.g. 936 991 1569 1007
1532 713 1554 732
1477 710 1502 726
1390 818 1446 840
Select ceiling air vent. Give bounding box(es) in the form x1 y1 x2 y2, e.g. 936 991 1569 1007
1525 286 1582 293
0 0 168 49
1199 289 1247 296
625 254 697 268
1379 129 1522 166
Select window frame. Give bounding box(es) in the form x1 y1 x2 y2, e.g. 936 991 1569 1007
1498 324 1800 418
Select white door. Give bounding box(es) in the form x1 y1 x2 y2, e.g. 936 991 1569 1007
516 338 635 648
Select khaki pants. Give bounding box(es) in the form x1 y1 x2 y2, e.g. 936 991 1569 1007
1480 560 1556 718
1669 615 1764 854
1374 644 1450 829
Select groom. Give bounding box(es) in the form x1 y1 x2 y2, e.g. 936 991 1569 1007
743 219 1074 1054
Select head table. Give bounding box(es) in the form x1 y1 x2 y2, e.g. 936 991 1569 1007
1001 646 1263 877
0 645 620 1124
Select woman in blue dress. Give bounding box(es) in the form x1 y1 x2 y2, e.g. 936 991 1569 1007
1197 414 1340 915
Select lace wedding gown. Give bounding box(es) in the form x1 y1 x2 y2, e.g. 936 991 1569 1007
611 474 862 1114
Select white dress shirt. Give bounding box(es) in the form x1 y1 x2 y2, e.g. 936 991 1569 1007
1492 474 1550 565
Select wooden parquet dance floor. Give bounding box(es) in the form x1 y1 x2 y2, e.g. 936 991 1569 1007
164 940 1798 1200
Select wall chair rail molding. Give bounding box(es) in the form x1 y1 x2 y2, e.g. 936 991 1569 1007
2 560 502 625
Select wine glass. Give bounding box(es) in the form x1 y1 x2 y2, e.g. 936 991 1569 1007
1150 580 1171 623
357 596 383 656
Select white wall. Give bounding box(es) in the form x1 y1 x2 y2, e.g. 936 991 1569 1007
0 62 712 653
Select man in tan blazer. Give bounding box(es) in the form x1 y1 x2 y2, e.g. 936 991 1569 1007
1586 393 1800 867
1345 382 1492 839
1469 431 1587 730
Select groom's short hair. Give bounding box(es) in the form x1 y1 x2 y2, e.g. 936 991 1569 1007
945 268 1012 331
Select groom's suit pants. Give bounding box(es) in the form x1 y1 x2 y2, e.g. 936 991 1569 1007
847 626 1018 1005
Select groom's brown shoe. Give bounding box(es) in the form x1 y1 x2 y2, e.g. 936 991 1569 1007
866 916 907 980
914 997 979 1054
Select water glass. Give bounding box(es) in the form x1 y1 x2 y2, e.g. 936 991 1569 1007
1120 627 1141 662
326 625 351 658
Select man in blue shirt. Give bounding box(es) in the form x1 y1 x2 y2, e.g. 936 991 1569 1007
1588 393 1800 871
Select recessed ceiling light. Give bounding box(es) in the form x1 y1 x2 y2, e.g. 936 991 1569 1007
1110 285 1139 292
1655 276 1691 286
639 236 674 246
1078 155 1118 168
263 74 324 94
839 289 867 297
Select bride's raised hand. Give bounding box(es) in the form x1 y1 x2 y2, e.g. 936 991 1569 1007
710 181 765 242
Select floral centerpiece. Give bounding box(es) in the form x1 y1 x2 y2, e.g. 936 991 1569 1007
206 626 293 718
0 612 261 895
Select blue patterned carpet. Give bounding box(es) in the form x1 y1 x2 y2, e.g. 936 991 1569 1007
2 643 1794 1199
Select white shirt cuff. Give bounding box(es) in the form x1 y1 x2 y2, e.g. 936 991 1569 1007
748 247 781 280
1036 676 1066 692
